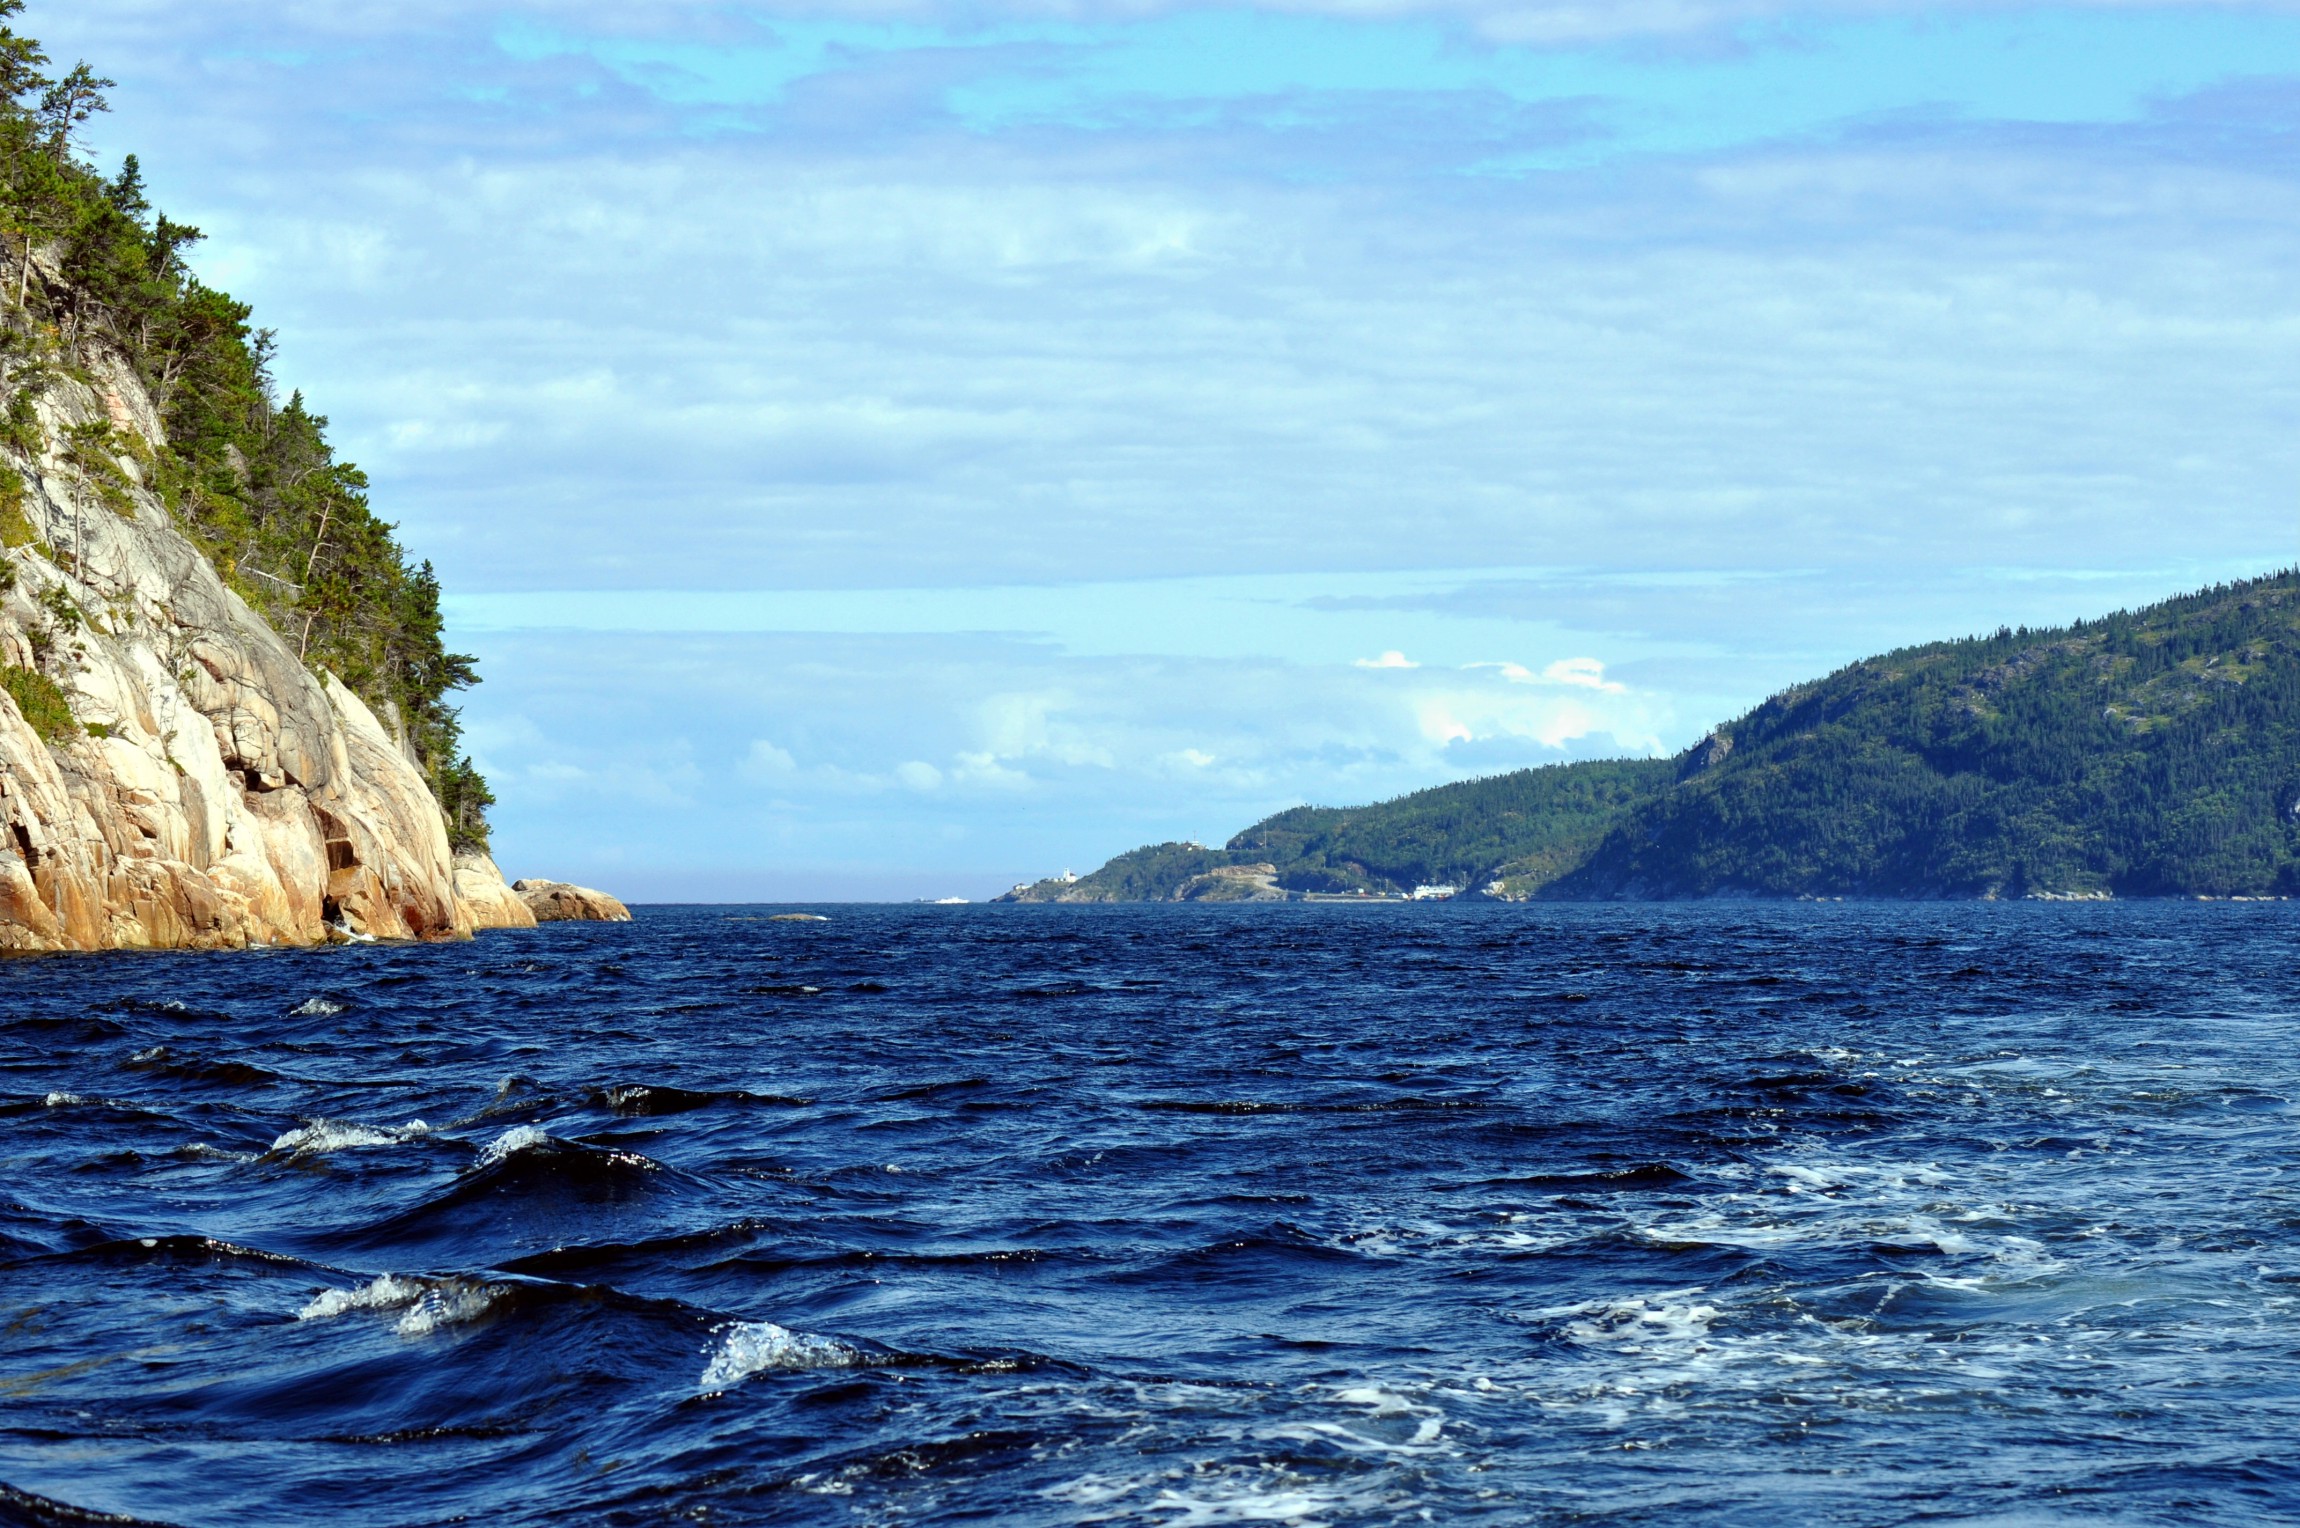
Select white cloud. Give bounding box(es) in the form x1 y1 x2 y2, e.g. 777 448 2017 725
1415 701 1475 745
741 739 798 778
48 0 2300 896
1541 656 1625 691
951 750 1032 787
73 0 2289 48
1471 656 1622 690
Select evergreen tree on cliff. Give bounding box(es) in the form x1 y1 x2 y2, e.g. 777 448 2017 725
0 1 492 849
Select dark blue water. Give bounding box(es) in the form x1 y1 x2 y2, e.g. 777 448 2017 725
3 904 2297 1527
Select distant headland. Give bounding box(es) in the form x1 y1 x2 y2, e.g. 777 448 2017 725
1003 570 2300 902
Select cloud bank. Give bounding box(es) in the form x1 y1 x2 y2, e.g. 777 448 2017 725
25 0 2300 893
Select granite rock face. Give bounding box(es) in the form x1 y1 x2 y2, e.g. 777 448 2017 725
514 879 632 923
455 851 539 931
0 348 482 951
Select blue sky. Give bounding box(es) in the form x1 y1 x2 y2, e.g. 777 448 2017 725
32 0 2300 898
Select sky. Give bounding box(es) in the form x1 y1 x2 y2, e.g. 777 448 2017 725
28 0 2300 899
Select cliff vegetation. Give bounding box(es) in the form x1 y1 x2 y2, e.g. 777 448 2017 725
0 3 489 849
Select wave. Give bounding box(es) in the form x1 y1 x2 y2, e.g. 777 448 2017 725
0 1480 182 1527
297 1272 509 1337
449 1124 671 1185
477 1124 556 1166
1530 1289 1722 1350
11 1233 310 1270
697 1320 861 1389
0 1199 120 1264
1135 1096 1485 1115
5 1014 128 1040
1111 1223 1372 1286
118 1047 279 1088
876 1077 992 1103
268 1118 431 1159
0 1091 97 1117
586 1084 809 1116
1462 1164 1700 1192
321 1127 681 1257
495 1218 789 1278
438 1074 562 1131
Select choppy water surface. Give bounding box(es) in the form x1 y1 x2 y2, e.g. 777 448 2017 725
3 904 2298 1526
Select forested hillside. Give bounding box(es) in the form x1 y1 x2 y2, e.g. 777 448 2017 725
1557 570 2300 898
1232 758 1674 896
1012 570 2300 901
1003 758 1673 900
0 4 489 847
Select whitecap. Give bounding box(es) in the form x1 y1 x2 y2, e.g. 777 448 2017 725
290 996 347 1016
1541 1292 1719 1350
180 1143 258 1163
1331 1386 1420 1416
43 1090 81 1107
699 1320 858 1389
478 1124 552 1166
1145 1482 1355 1526
299 1273 426 1321
271 1119 408 1157
1268 1387 1450 1457
395 1281 507 1336
298 1273 505 1335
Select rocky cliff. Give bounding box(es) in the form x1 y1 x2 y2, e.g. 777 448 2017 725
0 346 519 950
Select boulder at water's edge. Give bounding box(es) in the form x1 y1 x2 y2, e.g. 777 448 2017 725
514 878 632 923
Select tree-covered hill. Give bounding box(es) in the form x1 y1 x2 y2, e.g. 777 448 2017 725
0 5 490 847
1557 570 2300 899
1001 757 1674 900
1009 570 2300 901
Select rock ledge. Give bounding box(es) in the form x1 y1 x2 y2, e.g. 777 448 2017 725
513 878 632 923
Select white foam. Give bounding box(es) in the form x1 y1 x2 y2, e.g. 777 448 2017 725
1271 1402 1448 1458
290 996 348 1016
297 1273 504 1335
271 1119 409 1157
1144 1482 1353 1526
298 1273 427 1321
699 1320 858 1389
1555 1294 1720 1350
43 1091 81 1107
478 1125 552 1166
181 1143 258 1163
395 1281 506 1336
1331 1385 1416 1414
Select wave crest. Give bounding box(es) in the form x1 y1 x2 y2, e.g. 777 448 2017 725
700 1320 858 1389
298 1272 508 1336
271 1118 430 1158
477 1125 554 1166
